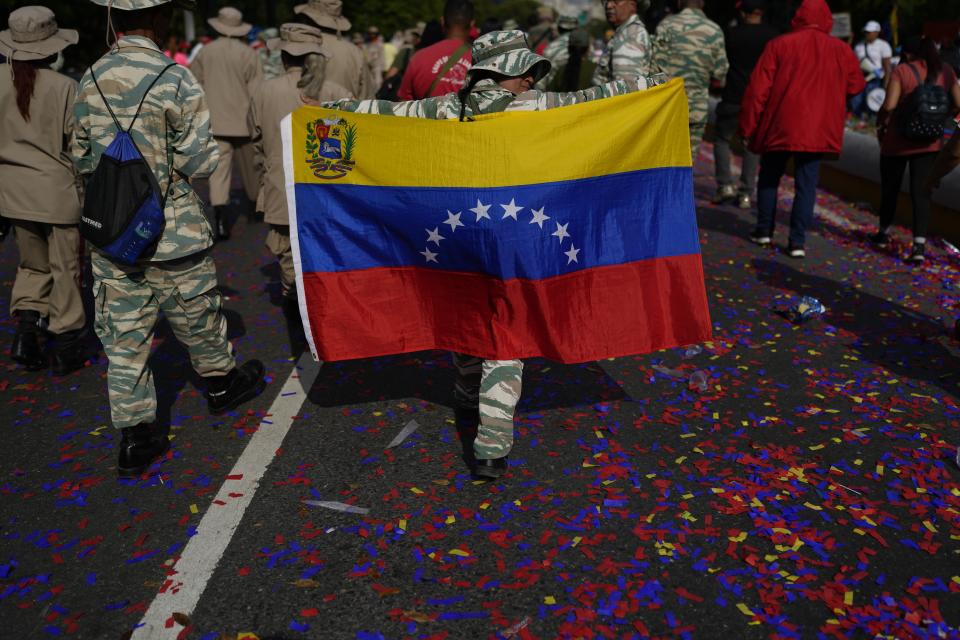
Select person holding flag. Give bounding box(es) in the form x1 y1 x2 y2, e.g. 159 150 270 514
320 30 667 479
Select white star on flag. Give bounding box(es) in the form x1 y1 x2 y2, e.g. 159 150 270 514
529 207 550 228
443 210 464 232
420 247 439 263
500 198 523 220
470 199 491 222
552 221 570 244
426 227 445 245
565 244 580 264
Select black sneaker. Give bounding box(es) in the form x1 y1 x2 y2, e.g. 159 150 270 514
206 360 267 415
11 311 45 370
787 245 806 259
749 231 772 247
117 423 170 478
868 231 890 248
906 243 926 264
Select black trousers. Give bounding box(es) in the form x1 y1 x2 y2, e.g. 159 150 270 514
878 152 937 238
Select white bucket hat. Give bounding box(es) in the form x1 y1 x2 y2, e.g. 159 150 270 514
0 6 78 62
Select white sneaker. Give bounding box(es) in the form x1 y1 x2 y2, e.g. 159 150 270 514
749 232 772 246
787 246 806 259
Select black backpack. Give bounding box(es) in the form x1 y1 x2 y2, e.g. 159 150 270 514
897 63 950 142
80 63 175 264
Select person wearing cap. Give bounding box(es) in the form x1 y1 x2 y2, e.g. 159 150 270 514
592 0 654 86
257 28 284 80
294 0 375 100
0 6 88 375
398 0 475 100
190 6 262 240
72 0 267 478
248 24 352 350
850 20 892 119
325 30 667 479
712 0 778 209
652 0 728 161
536 15 583 91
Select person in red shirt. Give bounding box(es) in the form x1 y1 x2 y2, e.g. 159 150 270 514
871 36 960 263
738 0 864 258
398 0 474 100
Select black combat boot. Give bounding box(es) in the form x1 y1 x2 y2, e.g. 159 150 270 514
281 290 307 354
474 456 508 480
205 360 267 415
214 205 230 241
11 310 45 370
117 422 169 478
51 329 89 376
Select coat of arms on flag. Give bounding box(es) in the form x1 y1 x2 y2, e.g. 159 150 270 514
282 79 711 363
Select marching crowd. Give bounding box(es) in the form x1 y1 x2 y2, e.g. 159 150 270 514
1 0 959 480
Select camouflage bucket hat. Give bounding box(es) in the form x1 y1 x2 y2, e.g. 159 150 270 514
0 6 78 61
89 0 197 9
468 30 551 83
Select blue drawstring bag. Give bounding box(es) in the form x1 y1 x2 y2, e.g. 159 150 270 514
80 63 175 264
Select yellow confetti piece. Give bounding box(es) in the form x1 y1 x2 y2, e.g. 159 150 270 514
729 531 748 542
675 456 687 464
804 502 823 511
445 515 455 525
680 433 696 438
399 519 407 530
951 577 960 585
189 504 198 514
595 430 604 439
448 549 470 557
736 603 756 617
922 520 938 533
410 487 424 495
544 596 556 605
711 488 725 494
875 464 884 476
238 634 260 640
571 536 582 547
479 501 490 510
844 591 853 606
809 444 825 450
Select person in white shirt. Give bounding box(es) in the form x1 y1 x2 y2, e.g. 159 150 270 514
851 20 892 118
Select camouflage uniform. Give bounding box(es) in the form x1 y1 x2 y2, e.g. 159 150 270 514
592 13 653 85
328 30 665 459
72 33 236 429
258 29 284 80
536 32 570 91
653 7 728 158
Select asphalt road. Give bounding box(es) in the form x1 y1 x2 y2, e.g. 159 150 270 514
1 149 958 639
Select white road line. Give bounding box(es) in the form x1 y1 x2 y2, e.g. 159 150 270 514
132 354 322 639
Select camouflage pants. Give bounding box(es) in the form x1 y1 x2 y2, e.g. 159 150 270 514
690 121 707 163
265 225 295 296
452 354 523 459
91 251 236 429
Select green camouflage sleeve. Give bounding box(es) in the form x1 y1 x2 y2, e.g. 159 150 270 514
168 68 218 179
613 24 652 79
324 95 461 120
70 76 94 175
517 73 667 110
713 34 729 84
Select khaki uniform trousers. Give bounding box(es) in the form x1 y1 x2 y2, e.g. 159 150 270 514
91 251 236 429
265 225 295 296
209 136 260 207
453 355 524 459
10 220 85 334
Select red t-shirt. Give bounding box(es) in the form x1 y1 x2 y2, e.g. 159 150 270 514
398 38 472 100
880 61 958 156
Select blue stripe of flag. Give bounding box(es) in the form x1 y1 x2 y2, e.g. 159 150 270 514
296 166 699 280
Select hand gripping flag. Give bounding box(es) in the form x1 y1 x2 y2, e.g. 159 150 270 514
282 79 711 363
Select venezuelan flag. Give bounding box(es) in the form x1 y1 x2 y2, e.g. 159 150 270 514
283 79 711 363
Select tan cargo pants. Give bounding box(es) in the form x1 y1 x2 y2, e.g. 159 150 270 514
10 220 85 334
265 225 295 296
209 136 260 207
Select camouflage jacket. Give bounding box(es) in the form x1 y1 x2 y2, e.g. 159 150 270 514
592 14 653 85
535 33 570 91
326 75 666 119
652 8 728 123
72 35 219 261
